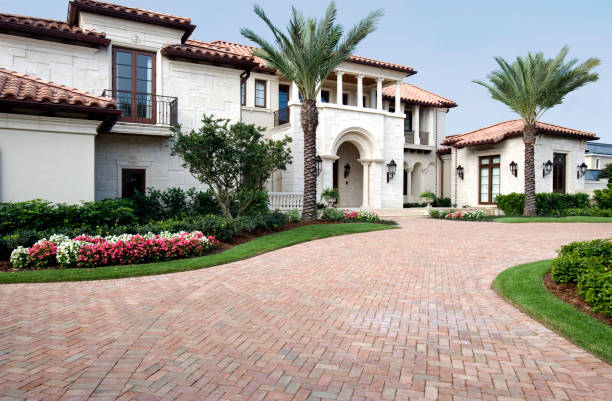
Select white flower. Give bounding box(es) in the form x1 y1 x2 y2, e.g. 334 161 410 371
56 240 86 268
48 234 70 245
10 246 31 269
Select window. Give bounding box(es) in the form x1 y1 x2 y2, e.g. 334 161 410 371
479 155 500 204
403 170 407 196
240 81 246 106
389 103 395 113
255 80 266 107
553 153 566 193
362 96 367 107
121 169 146 198
321 90 330 103
342 93 348 105
277 84 289 125
596 159 599 169
404 109 413 132
113 48 155 122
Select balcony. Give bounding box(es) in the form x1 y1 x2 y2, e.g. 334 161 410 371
419 131 429 145
103 90 178 126
404 131 415 144
274 107 290 127
404 131 430 145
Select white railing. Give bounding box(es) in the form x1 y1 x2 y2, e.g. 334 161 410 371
268 192 303 211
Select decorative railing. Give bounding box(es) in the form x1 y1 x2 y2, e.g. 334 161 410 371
419 131 429 145
102 90 178 126
404 130 415 144
273 107 290 127
268 192 303 210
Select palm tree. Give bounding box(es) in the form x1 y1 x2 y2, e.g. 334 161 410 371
241 2 382 222
474 46 599 216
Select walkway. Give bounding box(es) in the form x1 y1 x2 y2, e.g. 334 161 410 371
0 219 611 400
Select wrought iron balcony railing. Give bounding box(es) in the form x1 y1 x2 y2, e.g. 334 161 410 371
274 107 290 127
103 90 178 126
419 131 429 145
404 130 415 144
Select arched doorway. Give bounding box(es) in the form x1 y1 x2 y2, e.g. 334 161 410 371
335 142 362 207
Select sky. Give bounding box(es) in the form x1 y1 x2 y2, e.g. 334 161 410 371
2 0 611 141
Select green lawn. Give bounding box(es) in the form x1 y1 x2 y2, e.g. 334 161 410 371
492 260 612 364
494 216 612 223
0 223 392 284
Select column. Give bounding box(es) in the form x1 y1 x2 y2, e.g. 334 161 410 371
357 74 364 108
406 168 412 201
370 89 376 109
428 108 435 146
413 105 420 145
316 87 322 103
336 71 343 105
291 81 299 102
376 78 383 110
395 81 401 114
361 162 370 208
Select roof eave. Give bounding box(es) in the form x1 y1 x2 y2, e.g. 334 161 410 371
161 46 259 70
0 21 110 47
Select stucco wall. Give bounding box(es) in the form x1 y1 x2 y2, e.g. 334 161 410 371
452 135 588 207
95 133 205 200
0 114 98 203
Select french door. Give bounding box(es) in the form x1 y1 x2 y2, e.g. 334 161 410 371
113 47 156 123
479 155 500 204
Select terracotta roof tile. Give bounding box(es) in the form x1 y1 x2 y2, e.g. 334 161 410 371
382 83 457 108
162 40 261 69
205 40 415 74
0 12 109 46
0 68 116 109
442 120 598 148
68 0 195 42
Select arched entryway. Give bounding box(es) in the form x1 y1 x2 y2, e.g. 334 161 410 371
334 142 362 207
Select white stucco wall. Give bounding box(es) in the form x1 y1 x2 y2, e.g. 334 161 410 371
0 114 98 203
452 135 588 207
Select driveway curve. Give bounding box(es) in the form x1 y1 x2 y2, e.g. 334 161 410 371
0 219 611 401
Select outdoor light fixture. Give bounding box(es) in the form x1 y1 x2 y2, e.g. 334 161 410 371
343 163 351 178
543 160 553 177
577 162 588 179
456 165 464 180
386 159 397 183
509 161 518 177
315 155 322 177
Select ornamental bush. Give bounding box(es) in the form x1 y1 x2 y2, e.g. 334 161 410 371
593 183 612 210
551 238 612 315
319 208 345 222
445 209 488 221
561 208 612 217
495 192 591 216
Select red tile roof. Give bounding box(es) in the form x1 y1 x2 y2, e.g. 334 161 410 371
0 12 109 46
0 68 120 130
382 83 457 108
442 120 598 148
204 40 415 74
162 40 263 70
68 0 195 43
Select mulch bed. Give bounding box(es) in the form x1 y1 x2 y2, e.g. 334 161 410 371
0 221 341 272
543 272 612 326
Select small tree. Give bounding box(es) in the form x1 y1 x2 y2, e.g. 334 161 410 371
170 115 292 218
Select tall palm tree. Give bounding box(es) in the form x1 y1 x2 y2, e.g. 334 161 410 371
241 2 382 222
474 46 599 216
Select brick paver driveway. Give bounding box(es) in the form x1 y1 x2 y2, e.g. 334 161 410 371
1 219 611 401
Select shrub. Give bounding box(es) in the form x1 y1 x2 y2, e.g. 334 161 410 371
445 209 487 221
495 192 591 216
133 187 222 222
286 209 301 223
432 197 451 207
562 208 612 217
593 183 612 210
319 208 345 222
28 240 57 268
577 260 612 316
9 246 30 269
552 239 612 283
404 202 426 208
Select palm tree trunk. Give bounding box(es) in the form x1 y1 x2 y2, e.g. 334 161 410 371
300 99 319 222
523 123 537 216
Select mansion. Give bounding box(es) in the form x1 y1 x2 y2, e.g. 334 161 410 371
0 0 598 210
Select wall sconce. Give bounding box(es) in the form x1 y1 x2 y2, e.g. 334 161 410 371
343 163 351 178
315 155 322 177
577 162 587 179
386 159 397 183
543 160 553 177
509 161 518 177
456 165 464 180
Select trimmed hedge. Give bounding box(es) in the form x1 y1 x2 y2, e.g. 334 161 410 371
562 208 612 217
495 192 591 216
593 183 612 210
551 238 612 316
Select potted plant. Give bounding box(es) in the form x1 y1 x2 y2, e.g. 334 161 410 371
420 191 436 207
321 188 340 207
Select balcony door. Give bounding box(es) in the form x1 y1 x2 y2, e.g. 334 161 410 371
278 84 289 124
113 48 156 123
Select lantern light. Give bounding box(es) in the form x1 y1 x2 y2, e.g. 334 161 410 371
509 161 518 177
386 159 397 183
577 162 587 179
543 160 553 177
343 163 351 178
315 155 322 177
456 165 464 180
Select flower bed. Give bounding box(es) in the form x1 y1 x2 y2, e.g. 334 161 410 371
10 232 219 269
344 209 380 223
428 208 488 221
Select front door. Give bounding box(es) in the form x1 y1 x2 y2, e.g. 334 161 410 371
553 153 566 193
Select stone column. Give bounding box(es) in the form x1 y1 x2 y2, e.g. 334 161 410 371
428 108 435 146
361 161 370 208
357 74 364 108
336 71 343 105
413 105 420 145
316 87 322 103
291 81 299 102
376 78 384 110
406 167 412 201
395 81 402 114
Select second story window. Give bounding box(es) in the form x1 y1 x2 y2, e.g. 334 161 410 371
255 80 266 107
404 109 413 132
240 81 246 106
113 47 155 123
321 90 330 103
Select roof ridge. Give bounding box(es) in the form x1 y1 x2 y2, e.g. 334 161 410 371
72 0 191 22
536 120 595 136
0 11 106 36
449 119 522 139
400 82 456 105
